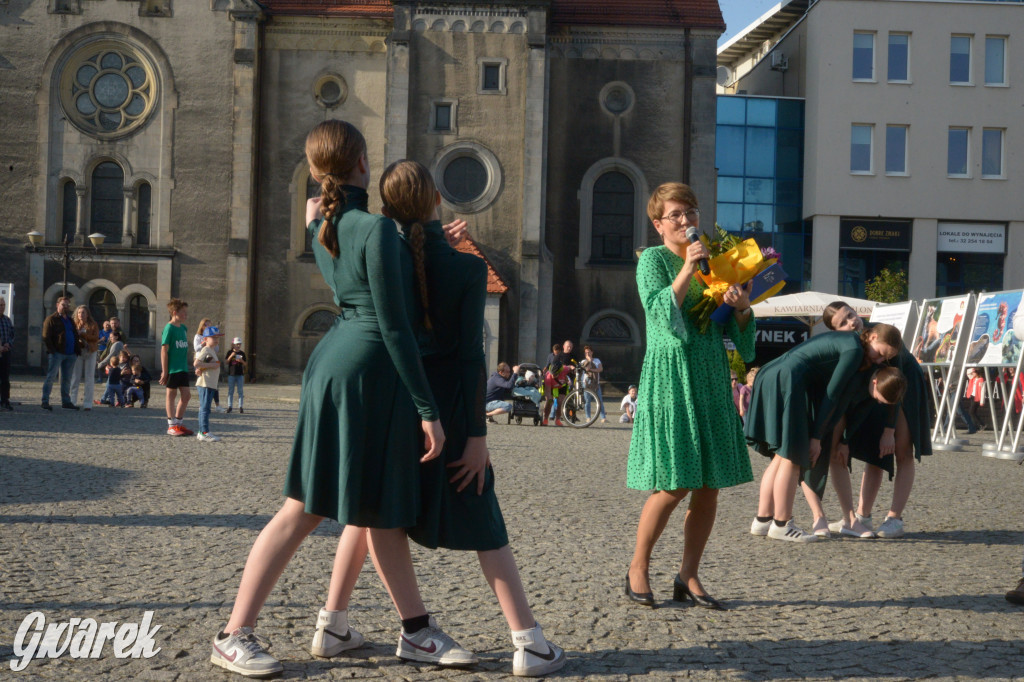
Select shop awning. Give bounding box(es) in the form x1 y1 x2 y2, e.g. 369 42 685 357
752 291 877 328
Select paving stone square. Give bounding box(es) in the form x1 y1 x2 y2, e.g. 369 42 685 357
1 376 1023 681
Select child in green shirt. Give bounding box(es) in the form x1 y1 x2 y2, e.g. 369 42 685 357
160 298 193 436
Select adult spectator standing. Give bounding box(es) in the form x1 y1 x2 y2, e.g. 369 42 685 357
69 305 100 410
41 296 82 410
581 345 607 423
485 361 519 420
225 337 247 413
109 316 121 338
0 296 13 410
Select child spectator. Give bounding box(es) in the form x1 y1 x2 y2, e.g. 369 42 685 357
99 355 124 407
194 318 227 413
118 350 132 406
194 325 224 441
127 355 152 407
620 384 638 423
160 298 193 436
225 337 247 413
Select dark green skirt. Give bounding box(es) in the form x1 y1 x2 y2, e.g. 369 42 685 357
407 356 508 551
283 314 423 527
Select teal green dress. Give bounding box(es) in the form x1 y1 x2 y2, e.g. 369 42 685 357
744 331 868 471
403 221 508 551
626 246 756 492
283 187 439 527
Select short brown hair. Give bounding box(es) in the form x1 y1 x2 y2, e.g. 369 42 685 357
583 345 592 352
497 362 510 373
873 366 907 404
647 182 698 225
860 323 902 351
167 298 188 316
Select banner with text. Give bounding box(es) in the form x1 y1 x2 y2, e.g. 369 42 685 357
937 223 1006 254
966 290 1024 366
912 295 970 366
870 300 916 342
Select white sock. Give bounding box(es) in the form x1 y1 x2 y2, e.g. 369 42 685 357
511 623 549 654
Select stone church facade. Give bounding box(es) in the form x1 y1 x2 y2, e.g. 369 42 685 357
0 0 723 385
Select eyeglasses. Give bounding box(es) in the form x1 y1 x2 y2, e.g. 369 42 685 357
659 208 700 223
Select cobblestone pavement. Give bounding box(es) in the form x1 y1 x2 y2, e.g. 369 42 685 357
2 375 1023 681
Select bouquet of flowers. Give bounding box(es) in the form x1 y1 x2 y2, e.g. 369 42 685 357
688 226 788 333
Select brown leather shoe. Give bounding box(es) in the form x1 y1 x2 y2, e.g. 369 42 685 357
1006 577 1024 605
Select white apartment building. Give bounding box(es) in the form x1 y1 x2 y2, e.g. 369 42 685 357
718 0 1024 301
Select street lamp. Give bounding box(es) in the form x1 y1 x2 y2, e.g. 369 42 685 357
25 231 105 299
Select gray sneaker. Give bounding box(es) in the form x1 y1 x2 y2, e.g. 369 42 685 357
876 516 905 538
211 627 283 678
396 616 477 667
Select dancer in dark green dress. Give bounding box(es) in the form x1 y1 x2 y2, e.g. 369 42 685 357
318 161 564 677
823 301 932 538
213 121 474 679
626 183 756 611
745 325 904 543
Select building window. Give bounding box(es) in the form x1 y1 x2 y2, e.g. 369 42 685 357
61 180 77 243
852 32 875 80
88 288 118 325
887 33 909 82
58 39 158 140
433 142 502 212
936 253 1003 297
985 37 1006 86
885 125 908 175
590 172 634 264
431 100 457 133
137 182 151 245
305 175 320 253
950 35 972 84
91 161 124 243
301 309 336 334
982 128 1004 178
588 315 633 343
948 128 970 177
127 293 149 339
850 124 873 174
313 73 348 109
478 59 507 94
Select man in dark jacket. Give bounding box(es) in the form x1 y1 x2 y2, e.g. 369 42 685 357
485 361 519 420
41 296 82 410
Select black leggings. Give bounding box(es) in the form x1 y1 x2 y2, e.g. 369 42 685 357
0 350 10 403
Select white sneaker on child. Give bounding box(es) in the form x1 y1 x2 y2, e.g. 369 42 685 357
211 627 283 678
310 608 364 657
750 517 772 536
767 519 819 543
396 616 477 666
197 432 222 442
512 623 566 677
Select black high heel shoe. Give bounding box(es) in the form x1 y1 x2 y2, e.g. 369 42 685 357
625 573 656 607
672 575 725 610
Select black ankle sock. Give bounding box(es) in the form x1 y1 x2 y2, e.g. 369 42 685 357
402 614 430 634
773 518 789 527
756 515 772 523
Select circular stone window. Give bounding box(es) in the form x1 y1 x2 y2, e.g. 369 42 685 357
432 143 502 213
599 81 635 117
58 39 158 140
313 74 348 109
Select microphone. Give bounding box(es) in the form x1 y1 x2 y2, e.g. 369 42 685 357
685 226 711 276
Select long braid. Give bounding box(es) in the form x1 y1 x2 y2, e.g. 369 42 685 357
305 120 367 259
318 174 346 258
407 221 432 331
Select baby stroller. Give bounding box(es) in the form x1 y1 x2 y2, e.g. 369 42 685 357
507 363 543 426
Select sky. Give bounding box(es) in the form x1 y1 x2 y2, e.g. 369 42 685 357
718 0 784 46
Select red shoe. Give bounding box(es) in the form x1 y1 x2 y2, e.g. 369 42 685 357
554 419 563 427
167 425 186 436
178 425 194 436
542 419 549 426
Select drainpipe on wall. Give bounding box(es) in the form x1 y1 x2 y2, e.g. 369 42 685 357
682 28 693 185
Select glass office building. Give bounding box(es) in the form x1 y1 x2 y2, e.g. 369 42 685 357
715 95 808 293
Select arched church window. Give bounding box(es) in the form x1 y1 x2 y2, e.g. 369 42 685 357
588 315 633 342
61 180 77 243
301 309 336 334
590 171 634 263
89 288 118 325
128 294 149 339
91 162 124 244
137 183 151 246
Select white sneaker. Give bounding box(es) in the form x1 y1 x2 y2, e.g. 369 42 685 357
876 516 905 538
839 521 876 539
215 405 228 413
197 432 222 442
311 608 364 658
828 520 844 535
211 627 283 678
511 623 566 677
750 517 772 536
396 616 477 667
767 519 819 543
856 512 874 530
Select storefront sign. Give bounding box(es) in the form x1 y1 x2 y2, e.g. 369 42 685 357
839 219 912 251
937 223 1005 254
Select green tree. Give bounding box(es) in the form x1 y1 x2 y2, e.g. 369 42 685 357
727 349 747 381
865 268 908 303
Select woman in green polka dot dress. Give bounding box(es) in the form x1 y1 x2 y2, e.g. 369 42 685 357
625 183 756 610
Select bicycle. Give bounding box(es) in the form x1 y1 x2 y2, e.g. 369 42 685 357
559 362 601 428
